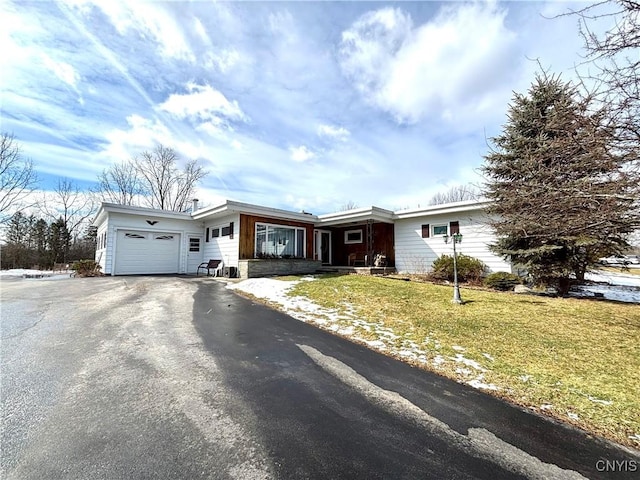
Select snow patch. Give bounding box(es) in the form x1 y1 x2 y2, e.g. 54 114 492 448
467 377 500 391
451 354 486 372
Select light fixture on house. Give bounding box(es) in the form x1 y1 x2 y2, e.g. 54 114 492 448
443 232 463 304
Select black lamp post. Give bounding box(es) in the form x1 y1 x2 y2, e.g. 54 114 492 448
443 232 463 304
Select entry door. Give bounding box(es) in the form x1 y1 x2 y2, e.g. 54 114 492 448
314 230 332 265
187 235 204 273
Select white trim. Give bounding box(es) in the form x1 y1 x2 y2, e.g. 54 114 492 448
254 221 306 258
432 224 448 237
314 229 332 264
344 229 363 244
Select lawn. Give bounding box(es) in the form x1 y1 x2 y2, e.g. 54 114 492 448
281 274 640 449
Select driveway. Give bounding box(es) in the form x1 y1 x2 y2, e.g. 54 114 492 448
1 275 637 479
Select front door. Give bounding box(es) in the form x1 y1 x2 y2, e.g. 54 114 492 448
187 235 204 273
314 230 332 265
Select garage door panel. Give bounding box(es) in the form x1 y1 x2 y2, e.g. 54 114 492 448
115 230 180 275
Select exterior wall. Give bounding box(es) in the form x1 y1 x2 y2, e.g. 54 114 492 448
238 214 315 260
328 223 394 266
94 220 109 274
99 212 198 275
202 213 240 270
394 213 511 274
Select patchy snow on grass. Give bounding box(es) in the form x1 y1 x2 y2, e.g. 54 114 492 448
571 270 640 303
567 412 580 421
540 404 553 411
228 277 494 393
467 376 500 391
451 354 486 372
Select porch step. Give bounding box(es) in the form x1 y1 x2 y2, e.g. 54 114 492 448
316 266 396 275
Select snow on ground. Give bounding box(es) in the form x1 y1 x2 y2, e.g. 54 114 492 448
227 276 500 392
0 269 71 280
572 270 640 303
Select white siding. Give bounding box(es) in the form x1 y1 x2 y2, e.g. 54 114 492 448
102 212 199 275
202 214 240 270
394 213 511 274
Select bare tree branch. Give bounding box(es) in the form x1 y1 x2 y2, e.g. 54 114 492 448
428 185 480 205
0 133 39 223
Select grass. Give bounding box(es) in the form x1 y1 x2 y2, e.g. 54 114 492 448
284 274 640 449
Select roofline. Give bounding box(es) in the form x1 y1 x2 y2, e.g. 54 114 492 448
192 199 318 223
93 202 192 226
316 206 395 226
393 199 490 219
93 198 492 228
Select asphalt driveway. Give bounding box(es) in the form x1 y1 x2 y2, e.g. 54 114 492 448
1 275 638 479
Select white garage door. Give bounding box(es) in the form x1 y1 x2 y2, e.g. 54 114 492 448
115 230 181 275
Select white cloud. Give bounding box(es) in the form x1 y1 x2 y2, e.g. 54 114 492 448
202 49 242 74
317 124 350 142
67 0 195 62
158 83 247 128
339 4 518 125
289 145 316 162
40 53 80 88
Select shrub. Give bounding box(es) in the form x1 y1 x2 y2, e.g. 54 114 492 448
71 259 102 277
483 271 522 291
431 254 486 284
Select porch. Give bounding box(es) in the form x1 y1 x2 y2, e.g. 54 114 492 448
314 208 396 270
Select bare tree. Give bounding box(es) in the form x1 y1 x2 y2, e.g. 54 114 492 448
570 1 640 152
95 160 141 205
41 178 97 245
0 133 38 222
339 200 360 211
428 185 479 206
134 145 207 211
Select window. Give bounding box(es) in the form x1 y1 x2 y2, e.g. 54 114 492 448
155 235 174 240
212 228 220 238
421 224 430 238
125 233 145 239
189 237 200 252
255 223 306 258
344 229 363 244
221 226 230 236
432 225 448 236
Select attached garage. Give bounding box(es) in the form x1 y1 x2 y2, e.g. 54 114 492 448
114 230 181 275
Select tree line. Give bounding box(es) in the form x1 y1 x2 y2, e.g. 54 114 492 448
1 141 208 269
0 211 96 270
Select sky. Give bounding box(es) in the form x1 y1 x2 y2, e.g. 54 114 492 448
1 0 611 214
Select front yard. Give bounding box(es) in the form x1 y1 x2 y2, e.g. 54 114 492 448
229 273 640 449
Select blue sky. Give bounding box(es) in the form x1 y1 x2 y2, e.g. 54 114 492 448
1 0 604 214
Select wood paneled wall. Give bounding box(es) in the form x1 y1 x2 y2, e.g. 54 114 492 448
328 222 395 266
239 214 315 259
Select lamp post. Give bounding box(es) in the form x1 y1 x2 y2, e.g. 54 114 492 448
443 232 463 304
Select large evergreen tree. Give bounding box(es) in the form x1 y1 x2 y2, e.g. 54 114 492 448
481 74 639 294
